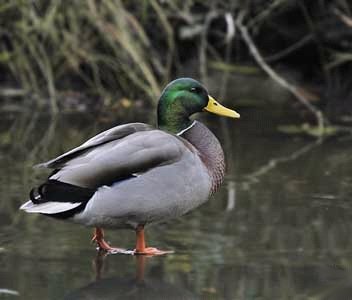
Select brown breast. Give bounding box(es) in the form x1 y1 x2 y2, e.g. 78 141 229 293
180 121 225 194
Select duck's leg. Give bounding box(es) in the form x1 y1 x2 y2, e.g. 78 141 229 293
134 225 173 256
91 227 128 254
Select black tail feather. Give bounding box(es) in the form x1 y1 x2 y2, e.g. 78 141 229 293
29 180 96 219
29 180 95 204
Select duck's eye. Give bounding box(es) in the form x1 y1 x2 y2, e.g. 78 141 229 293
190 87 201 94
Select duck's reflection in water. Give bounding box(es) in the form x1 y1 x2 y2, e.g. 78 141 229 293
64 253 197 300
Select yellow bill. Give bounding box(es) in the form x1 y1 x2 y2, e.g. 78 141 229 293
204 96 240 119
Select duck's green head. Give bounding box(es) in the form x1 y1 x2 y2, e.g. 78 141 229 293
157 78 240 134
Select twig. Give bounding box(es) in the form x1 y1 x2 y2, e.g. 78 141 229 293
199 10 219 85
224 12 235 44
334 8 352 27
248 0 289 28
150 0 175 83
298 2 331 89
235 11 325 135
0 289 19 296
0 88 26 97
264 34 313 62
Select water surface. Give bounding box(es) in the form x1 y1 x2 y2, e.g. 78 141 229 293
1 107 352 300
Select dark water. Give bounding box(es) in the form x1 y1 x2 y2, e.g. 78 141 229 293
1 107 352 300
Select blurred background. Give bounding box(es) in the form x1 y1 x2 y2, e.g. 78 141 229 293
1 1 352 299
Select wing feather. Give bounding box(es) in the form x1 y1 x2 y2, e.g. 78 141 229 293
50 130 184 188
36 123 153 169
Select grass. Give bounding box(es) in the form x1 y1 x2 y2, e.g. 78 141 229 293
0 0 174 111
0 0 351 121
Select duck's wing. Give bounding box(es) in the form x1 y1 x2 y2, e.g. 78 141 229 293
21 125 188 216
37 122 153 169
48 128 185 188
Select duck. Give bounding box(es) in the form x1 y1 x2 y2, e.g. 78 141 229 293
20 78 240 255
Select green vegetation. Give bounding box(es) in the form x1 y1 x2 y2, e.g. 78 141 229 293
0 0 174 111
0 0 351 132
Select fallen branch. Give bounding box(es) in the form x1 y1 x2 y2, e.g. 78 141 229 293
235 11 325 135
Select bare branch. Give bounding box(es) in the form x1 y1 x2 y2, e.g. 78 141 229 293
224 13 235 44
264 34 313 63
199 10 219 84
235 11 325 134
334 8 352 27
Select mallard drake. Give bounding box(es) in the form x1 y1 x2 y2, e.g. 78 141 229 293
20 78 240 255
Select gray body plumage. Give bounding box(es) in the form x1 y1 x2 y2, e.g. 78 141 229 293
21 121 225 229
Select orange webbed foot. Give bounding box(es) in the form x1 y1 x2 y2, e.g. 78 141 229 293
134 225 173 256
92 227 133 255
134 247 173 256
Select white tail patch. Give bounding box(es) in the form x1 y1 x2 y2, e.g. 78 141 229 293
20 200 82 214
